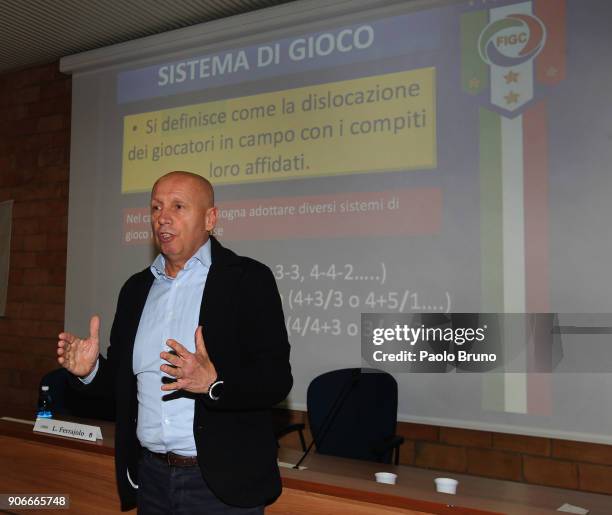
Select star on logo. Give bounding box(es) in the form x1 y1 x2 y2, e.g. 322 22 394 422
546 66 558 77
504 91 519 105
469 77 481 90
504 70 519 84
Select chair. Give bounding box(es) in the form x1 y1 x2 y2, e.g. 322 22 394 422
278 368 404 464
38 368 115 421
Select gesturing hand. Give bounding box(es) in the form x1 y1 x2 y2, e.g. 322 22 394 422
57 315 101 378
160 326 218 394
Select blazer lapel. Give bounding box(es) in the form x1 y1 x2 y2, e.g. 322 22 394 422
199 237 242 365
200 236 241 320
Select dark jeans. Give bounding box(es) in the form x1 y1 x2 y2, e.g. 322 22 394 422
137 450 264 515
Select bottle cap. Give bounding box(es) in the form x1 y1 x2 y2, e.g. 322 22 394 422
41 385 49 391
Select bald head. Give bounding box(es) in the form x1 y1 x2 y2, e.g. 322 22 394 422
153 171 215 207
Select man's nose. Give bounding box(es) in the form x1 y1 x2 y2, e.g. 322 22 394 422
157 209 172 225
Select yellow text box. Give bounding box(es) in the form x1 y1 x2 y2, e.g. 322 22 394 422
122 67 436 192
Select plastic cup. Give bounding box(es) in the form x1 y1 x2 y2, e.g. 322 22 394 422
375 472 398 485
434 477 458 494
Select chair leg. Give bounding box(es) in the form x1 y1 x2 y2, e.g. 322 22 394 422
298 428 307 452
394 445 400 465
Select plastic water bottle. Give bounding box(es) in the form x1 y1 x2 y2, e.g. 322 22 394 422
36 385 53 419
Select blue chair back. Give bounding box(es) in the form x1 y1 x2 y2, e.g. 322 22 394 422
306 368 398 463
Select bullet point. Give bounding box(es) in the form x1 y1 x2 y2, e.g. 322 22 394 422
132 125 138 131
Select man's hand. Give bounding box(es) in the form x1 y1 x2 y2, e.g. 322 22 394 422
160 326 218 394
57 315 101 378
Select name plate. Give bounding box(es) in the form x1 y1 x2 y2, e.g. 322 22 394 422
33 418 102 442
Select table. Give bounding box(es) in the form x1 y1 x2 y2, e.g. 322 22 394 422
1 417 610 514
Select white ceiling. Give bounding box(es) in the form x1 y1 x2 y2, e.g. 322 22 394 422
0 0 295 74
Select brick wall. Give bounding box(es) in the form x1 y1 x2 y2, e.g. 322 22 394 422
0 60 610 498
0 62 71 418
274 410 612 495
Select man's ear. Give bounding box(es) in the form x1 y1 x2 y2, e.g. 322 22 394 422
205 206 218 232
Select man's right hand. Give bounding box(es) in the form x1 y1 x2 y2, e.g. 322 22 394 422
57 315 101 378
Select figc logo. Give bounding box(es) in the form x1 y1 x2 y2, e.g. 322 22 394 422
478 14 546 67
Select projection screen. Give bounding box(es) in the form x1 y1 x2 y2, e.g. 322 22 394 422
61 0 612 443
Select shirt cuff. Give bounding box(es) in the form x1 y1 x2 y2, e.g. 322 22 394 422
78 359 100 384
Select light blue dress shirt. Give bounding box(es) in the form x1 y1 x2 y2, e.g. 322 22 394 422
82 240 211 456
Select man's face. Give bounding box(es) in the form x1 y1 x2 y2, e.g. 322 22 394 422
150 174 216 270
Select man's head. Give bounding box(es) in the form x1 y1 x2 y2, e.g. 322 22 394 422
151 171 217 276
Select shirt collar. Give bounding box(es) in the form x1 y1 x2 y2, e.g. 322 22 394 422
150 239 212 280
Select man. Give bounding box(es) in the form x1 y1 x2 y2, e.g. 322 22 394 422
57 171 292 513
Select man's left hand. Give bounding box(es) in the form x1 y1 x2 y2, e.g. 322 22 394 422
160 326 217 393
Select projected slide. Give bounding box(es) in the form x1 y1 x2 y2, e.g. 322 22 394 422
66 0 612 443
122 69 436 190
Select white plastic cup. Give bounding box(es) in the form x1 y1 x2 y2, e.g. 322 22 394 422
375 472 398 485
434 477 458 494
